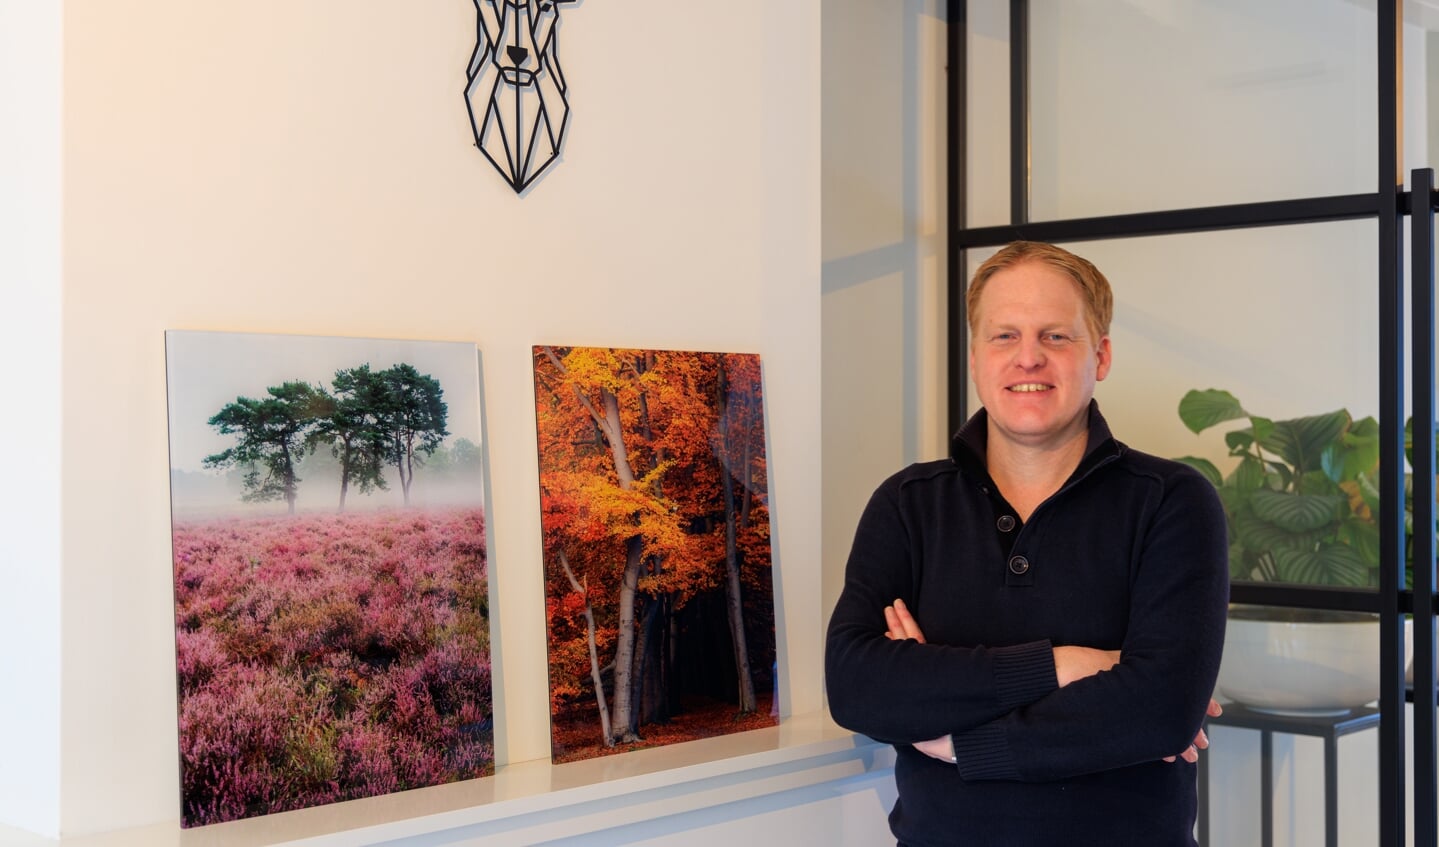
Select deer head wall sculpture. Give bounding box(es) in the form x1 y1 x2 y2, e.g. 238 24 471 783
465 0 579 193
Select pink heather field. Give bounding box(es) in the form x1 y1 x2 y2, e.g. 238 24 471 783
171 507 492 827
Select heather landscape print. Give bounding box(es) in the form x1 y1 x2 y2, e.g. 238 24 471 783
165 331 492 827
532 346 777 764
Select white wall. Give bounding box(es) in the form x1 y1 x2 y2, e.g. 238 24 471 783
0 0 64 838
25 0 824 838
820 0 949 640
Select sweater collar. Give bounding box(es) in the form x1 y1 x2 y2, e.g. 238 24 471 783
950 399 1122 484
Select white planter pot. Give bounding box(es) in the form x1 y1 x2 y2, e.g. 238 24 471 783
1216 604 1413 716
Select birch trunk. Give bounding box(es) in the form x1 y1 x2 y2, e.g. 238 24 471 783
558 551 612 746
609 535 644 743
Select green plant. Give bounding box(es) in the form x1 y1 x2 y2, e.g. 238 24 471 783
1175 388 1391 587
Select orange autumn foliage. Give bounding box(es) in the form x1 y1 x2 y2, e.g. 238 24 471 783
532 346 776 757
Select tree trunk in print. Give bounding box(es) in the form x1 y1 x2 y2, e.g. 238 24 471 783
336 435 352 513
721 460 756 712
637 593 670 726
631 596 652 734
540 349 647 746
610 534 644 743
559 550 613 746
282 444 298 515
716 360 756 712
398 433 419 506
600 391 636 488
592 386 647 743
667 598 681 706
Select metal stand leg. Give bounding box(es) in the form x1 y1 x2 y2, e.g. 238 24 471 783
1261 730 1273 847
1197 739 1209 847
1324 735 1339 847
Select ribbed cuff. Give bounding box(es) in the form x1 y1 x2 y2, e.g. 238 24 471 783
952 724 1021 781
990 639 1057 710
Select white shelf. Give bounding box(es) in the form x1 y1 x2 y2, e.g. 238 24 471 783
8 712 892 847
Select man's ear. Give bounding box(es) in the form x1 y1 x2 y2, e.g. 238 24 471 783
1095 336 1112 381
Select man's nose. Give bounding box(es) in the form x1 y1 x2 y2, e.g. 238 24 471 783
1015 337 1046 367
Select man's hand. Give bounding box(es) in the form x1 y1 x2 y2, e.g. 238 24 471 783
884 598 925 643
1163 698 1223 763
912 735 957 763
883 600 957 762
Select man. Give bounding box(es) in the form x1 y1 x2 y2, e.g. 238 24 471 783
825 241 1229 846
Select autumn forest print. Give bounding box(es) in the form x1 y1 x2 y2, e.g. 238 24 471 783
533 346 778 763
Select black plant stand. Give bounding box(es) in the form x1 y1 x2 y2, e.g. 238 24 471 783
1196 703 1381 847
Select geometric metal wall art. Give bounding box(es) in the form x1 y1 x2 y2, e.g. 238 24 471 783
464 0 580 193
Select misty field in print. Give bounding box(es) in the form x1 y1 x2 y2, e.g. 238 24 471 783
533 346 777 764
165 331 492 827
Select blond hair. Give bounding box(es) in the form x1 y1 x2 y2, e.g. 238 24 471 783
967 241 1113 340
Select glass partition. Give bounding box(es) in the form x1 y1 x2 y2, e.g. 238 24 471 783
951 3 1428 843
1027 0 1377 221
964 221 1379 464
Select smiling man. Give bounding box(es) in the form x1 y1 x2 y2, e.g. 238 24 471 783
825 241 1230 847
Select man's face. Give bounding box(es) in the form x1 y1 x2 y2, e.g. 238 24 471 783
969 260 1112 451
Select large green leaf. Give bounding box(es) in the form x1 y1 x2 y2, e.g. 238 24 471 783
1294 469 1343 497
1228 541 1252 580
1249 489 1344 532
1272 544 1371 586
1226 429 1255 453
1179 389 1247 435
1217 484 1249 518
1251 416 1275 445
1266 460 1294 491
1175 456 1222 487
1225 418 1274 454
1232 510 1329 553
1260 410 1351 475
1226 455 1268 492
1322 415 1380 483
1355 470 1382 514
1319 443 1348 485
1346 415 1380 458
1337 516 1381 568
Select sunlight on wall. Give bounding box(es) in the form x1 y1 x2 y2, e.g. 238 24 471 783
0 0 62 837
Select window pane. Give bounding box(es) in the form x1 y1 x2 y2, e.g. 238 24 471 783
1027 0 1377 220
965 0 1012 229
964 221 1378 449
963 224 1391 845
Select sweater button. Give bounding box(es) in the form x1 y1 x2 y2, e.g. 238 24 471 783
1008 555 1029 575
996 515 1016 532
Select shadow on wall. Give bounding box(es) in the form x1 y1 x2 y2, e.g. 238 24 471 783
821 0 946 467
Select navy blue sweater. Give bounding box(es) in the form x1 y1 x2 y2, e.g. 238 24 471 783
826 404 1229 846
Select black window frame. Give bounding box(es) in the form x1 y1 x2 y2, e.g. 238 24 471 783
944 3 1435 844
